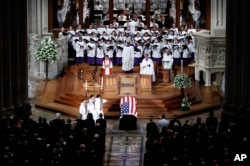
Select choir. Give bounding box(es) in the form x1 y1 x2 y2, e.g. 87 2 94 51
59 14 196 70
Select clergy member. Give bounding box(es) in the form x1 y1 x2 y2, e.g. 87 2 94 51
95 94 107 119
140 54 155 82
162 48 173 69
102 55 113 75
79 99 88 120
87 95 98 123
140 54 156 82
122 38 135 73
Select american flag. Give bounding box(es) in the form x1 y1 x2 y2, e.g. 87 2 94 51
120 96 137 118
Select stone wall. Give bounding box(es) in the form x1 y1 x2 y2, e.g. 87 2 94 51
28 34 68 79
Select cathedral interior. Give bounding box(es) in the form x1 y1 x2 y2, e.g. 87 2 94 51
0 0 249 165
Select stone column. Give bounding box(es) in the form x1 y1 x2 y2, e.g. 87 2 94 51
19 0 28 103
27 0 48 36
0 0 6 116
210 0 226 36
11 0 22 111
2 0 14 113
223 0 250 124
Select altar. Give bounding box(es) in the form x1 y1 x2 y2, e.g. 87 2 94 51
102 73 152 96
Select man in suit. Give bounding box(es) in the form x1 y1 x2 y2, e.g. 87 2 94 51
157 15 167 29
206 111 218 133
96 113 107 151
146 116 159 140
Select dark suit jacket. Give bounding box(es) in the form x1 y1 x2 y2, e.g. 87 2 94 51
157 17 168 29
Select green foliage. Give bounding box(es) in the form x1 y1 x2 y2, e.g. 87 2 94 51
173 73 192 89
181 95 191 111
34 38 59 63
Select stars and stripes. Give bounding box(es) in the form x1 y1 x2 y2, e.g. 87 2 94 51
120 96 137 118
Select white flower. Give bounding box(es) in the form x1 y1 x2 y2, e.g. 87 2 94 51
173 73 192 89
34 38 59 63
181 96 191 108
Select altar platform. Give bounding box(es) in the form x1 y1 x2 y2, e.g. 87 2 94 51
34 63 221 119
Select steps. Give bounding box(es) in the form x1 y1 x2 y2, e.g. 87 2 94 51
34 64 214 119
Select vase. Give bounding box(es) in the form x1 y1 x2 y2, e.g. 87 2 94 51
180 106 190 111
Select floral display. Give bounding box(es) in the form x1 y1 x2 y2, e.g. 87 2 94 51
34 38 59 63
181 95 191 111
173 73 192 89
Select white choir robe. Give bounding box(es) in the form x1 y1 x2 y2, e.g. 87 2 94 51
104 44 114 58
143 44 152 57
140 58 156 82
87 101 98 122
97 27 107 36
134 45 143 58
151 43 161 58
182 48 189 58
87 43 96 57
79 101 88 120
96 44 105 59
72 36 79 50
75 41 85 57
116 44 124 58
172 44 181 58
122 45 135 71
95 98 107 118
102 59 113 75
162 53 174 69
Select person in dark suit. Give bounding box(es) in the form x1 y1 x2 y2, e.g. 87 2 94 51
146 116 159 140
206 110 218 133
168 114 181 131
96 113 106 131
157 15 167 29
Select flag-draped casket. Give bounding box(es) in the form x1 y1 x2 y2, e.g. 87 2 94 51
119 96 137 130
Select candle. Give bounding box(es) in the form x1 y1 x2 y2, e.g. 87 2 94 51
100 77 103 89
181 60 183 74
85 80 88 91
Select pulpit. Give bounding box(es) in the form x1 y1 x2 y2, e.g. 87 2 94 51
162 69 171 83
119 74 138 96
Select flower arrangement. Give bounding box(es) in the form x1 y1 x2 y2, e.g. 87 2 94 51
34 38 59 63
173 73 192 89
181 95 191 111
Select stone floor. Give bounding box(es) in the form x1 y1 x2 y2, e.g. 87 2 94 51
28 76 222 166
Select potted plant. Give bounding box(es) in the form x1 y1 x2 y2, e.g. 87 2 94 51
173 73 192 110
34 38 59 80
180 95 191 111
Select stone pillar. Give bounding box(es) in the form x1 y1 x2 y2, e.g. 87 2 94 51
193 0 226 87
27 0 48 36
19 0 28 104
210 0 226 36
2 0 14 113
0 0 6 116
11 0 22 111
223 0 250 123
